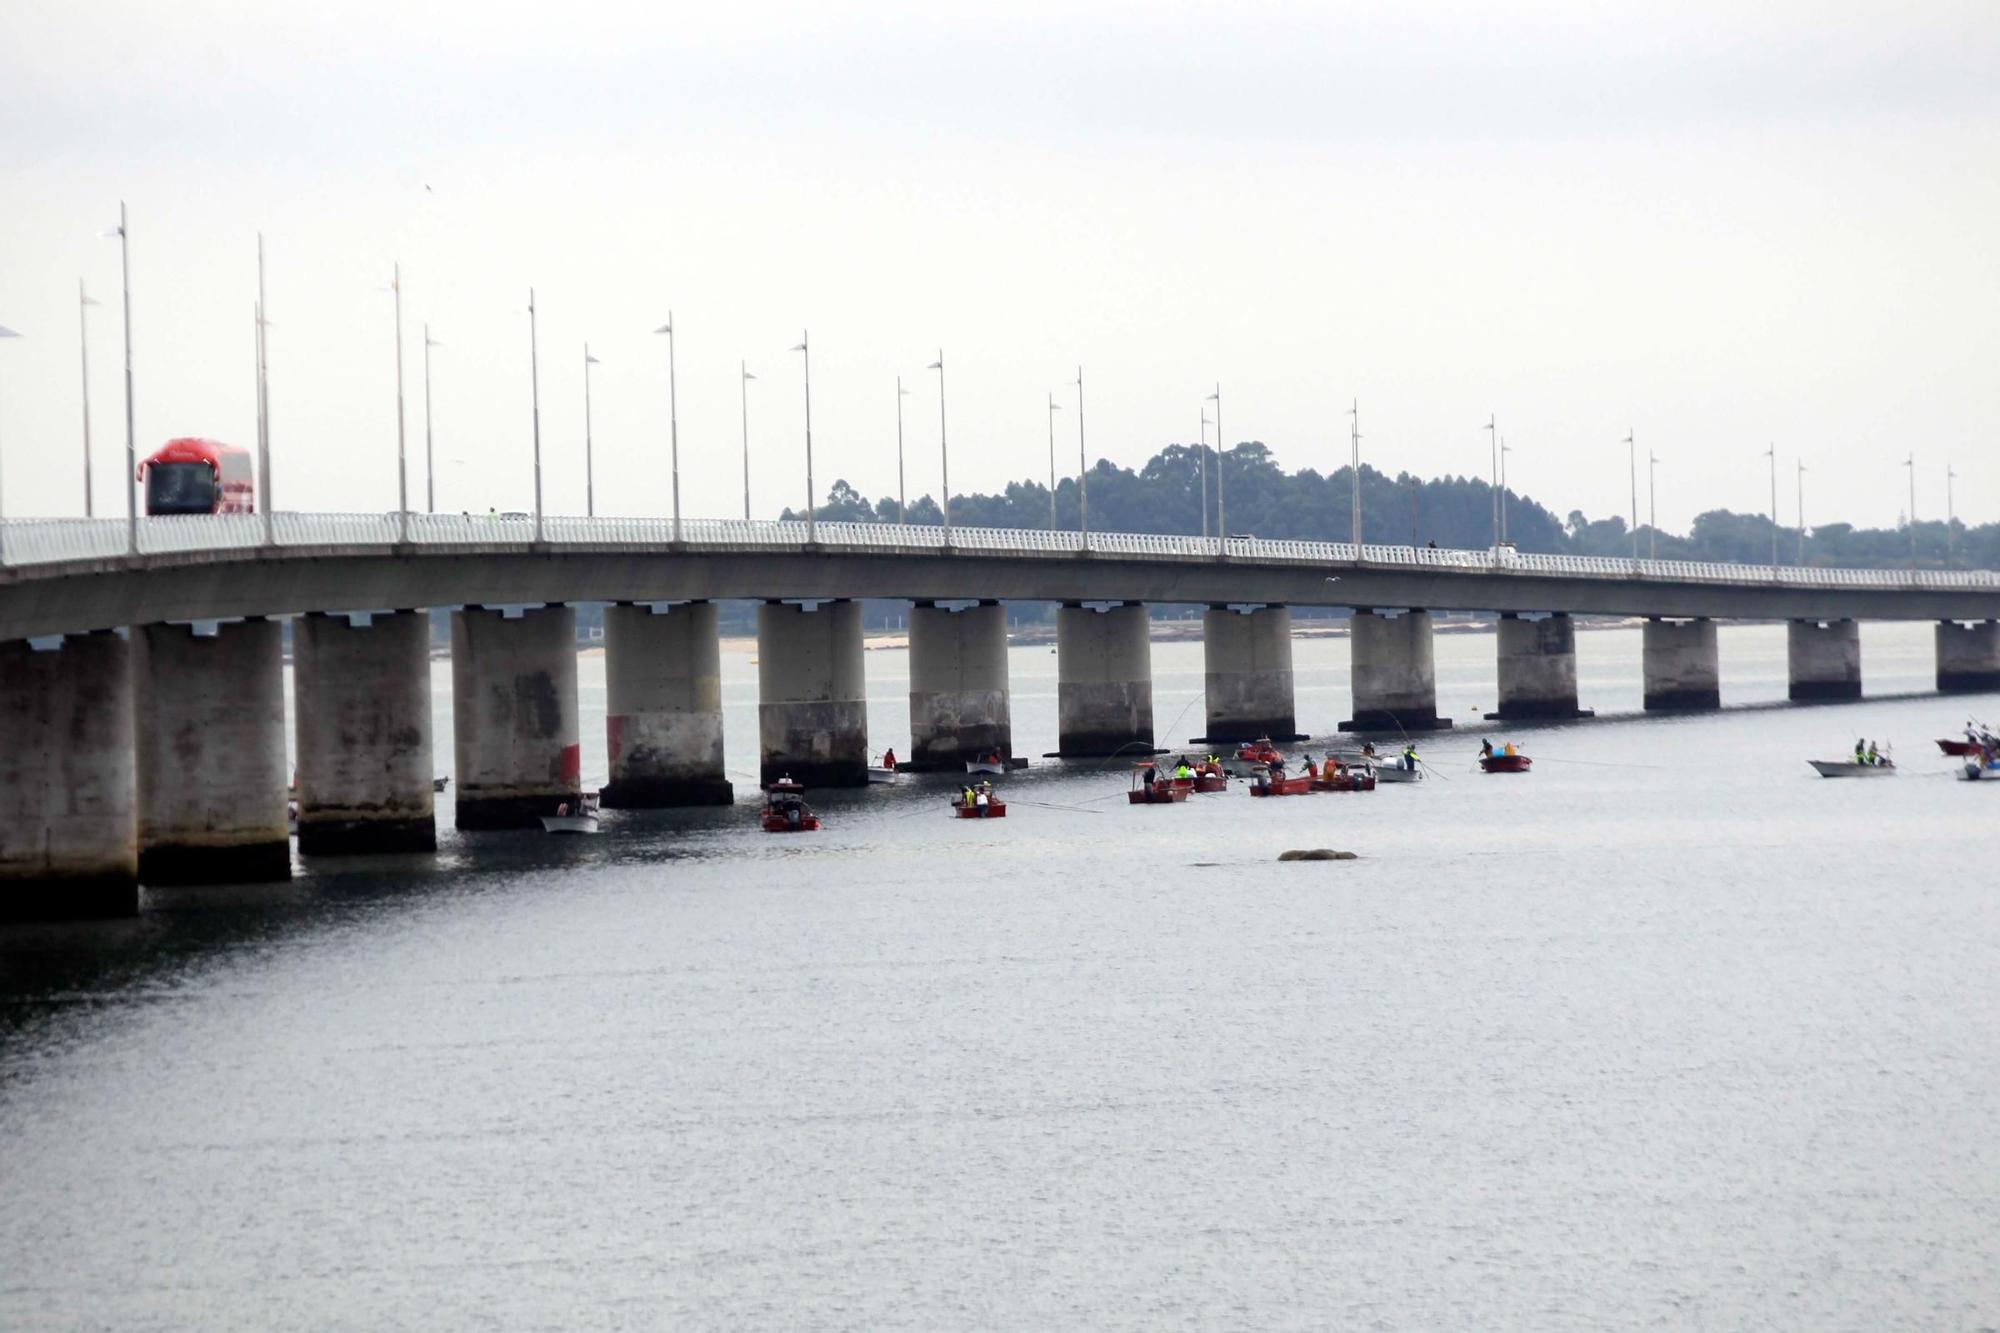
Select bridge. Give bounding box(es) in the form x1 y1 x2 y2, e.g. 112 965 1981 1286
3 512 1998 920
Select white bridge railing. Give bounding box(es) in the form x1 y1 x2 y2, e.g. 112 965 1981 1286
0 512 1995 592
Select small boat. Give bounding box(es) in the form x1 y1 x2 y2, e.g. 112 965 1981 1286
1235 738 1283 765
953 787 1007 818
1193 768 1229 793
965 755 1008 776
1807 759 1896 778
1128 767 1190 804
1937 738 1982 757
433 775 451 793
1248 772 1314 796
761 779 821 832
541 794 601 834
1960 758 2000 781
1479 752 1532 774
866 765 898 786
1311 766 1377 793
1373 763 1422 783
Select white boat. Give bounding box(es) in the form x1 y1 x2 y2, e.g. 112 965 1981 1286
541 794 601 834
1373 764 1423 783
965 758 1007 776
1960 760 2000 782
433 775 451 793
866 766 899 786
1807 759 1896 778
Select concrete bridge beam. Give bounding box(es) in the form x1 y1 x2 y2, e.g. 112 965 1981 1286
452 605 582 829
758 599 868 787
1488 612 1591 721
0 633 139 919
600 601 732 807
1787 619 1862 702
1642 617 1720 711
137 619 291 884
293 611 436 855
1342 608 1448 732
1936 620 2000 694
1056 602 1155 757
907 601 1012 769
1201 604 1300 742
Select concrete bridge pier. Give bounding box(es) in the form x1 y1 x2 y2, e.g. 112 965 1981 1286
1200 605 1300 742
1488 613 1591 720
1936 620 2000 693
137 619 291 884
1787 619 1862 702
1341 609 1449 732
600 601 733 807
758 600 869 787
0 633 139 919
452 605 582 829
907 601 1012 769
293 611 436 854
1642 618 1721 711
1055 602 1156 757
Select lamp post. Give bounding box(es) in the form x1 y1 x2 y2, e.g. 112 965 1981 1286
1076 366 1089 542
894 376 909 527
1198 408 1211 541
741 362 756 522
927 350 950 542
1947 463 1957 560
791 332 814 543
78 281 99 517
0 322 21 559
1348 398 1363 549
113 202 136 554
1904 452 1917 567
1795 459 1807 565
1208 384 1224 553
1764 444 1778 567
256 236 272 543
528 288 543 544
1648 449 1660 561
1485 415 1499 548
654 315 681 542
423 327 439 512
1500 439 1511 545
1625 428 1638 560
1047 393 1061 530
582 344 600 519
389 263 408 542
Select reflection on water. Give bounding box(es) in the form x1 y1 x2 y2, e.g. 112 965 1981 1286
3 623 1996 1329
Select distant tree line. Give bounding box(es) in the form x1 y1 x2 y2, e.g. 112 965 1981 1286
784 440 1995 572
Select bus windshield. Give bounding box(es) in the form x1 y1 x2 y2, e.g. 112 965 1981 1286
145 462 217 515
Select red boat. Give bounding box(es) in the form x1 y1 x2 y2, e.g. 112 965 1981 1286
1478 753 1532 774
1129 767 1190 804
1311 767 1377 793
1235 738 1283 765
1193 772 1228 793
1248 772 1314 796
1938 738 1984 757
761 779 821 831
953 791 1007 818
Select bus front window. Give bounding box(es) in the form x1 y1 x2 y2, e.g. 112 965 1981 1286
145 463 217 515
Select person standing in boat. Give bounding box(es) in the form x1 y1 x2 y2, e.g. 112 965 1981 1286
882 748 897 770
1866 740 1881 766
1853 738 1867 765
1480 739 1495 761
1401 743 1418 772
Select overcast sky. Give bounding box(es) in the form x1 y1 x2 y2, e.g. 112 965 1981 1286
1 0 1994 534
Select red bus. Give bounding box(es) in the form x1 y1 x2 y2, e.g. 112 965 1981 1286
138 438 257 515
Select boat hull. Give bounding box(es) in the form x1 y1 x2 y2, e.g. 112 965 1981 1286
1192 775 1228 793
1806 760 1896 778
1960 761 2000 781
1373 765 1422 783
1128 786 1189 804
1938 739 1981 757
1479 755 1533 774
540 815 600 834
964 761 1006 776
1248 776 1315 796
865 767 898 785
954 802 1007 818
1311 772 1377 792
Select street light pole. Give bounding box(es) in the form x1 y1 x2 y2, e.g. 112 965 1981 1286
424 327 439 512
528 288 543 544
391 262 408 542
582 343 600 519
1209 384 1224 554
654 315 681 542
1625 428 1637 560
928 350 950 542
1947 463 1957 560
1349 398 1362 549
1904 452 1917 567
1764 444 1778 567
1500 439 1512 545
1047 393 1060 530
78 280 98 518
741 362 756 522
1648 449 1660 561
1795 460 1807 565
0 323 21 557
894 376 909 527
117 202 136 554
1076 366 1089 543
257 236 272 543
1198 408 1210 541
1485 415 1500 549
791 332 814 543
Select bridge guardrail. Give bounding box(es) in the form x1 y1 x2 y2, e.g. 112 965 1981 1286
3 511 1997 592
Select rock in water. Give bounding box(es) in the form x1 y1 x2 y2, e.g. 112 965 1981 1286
1278 848 1358 861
